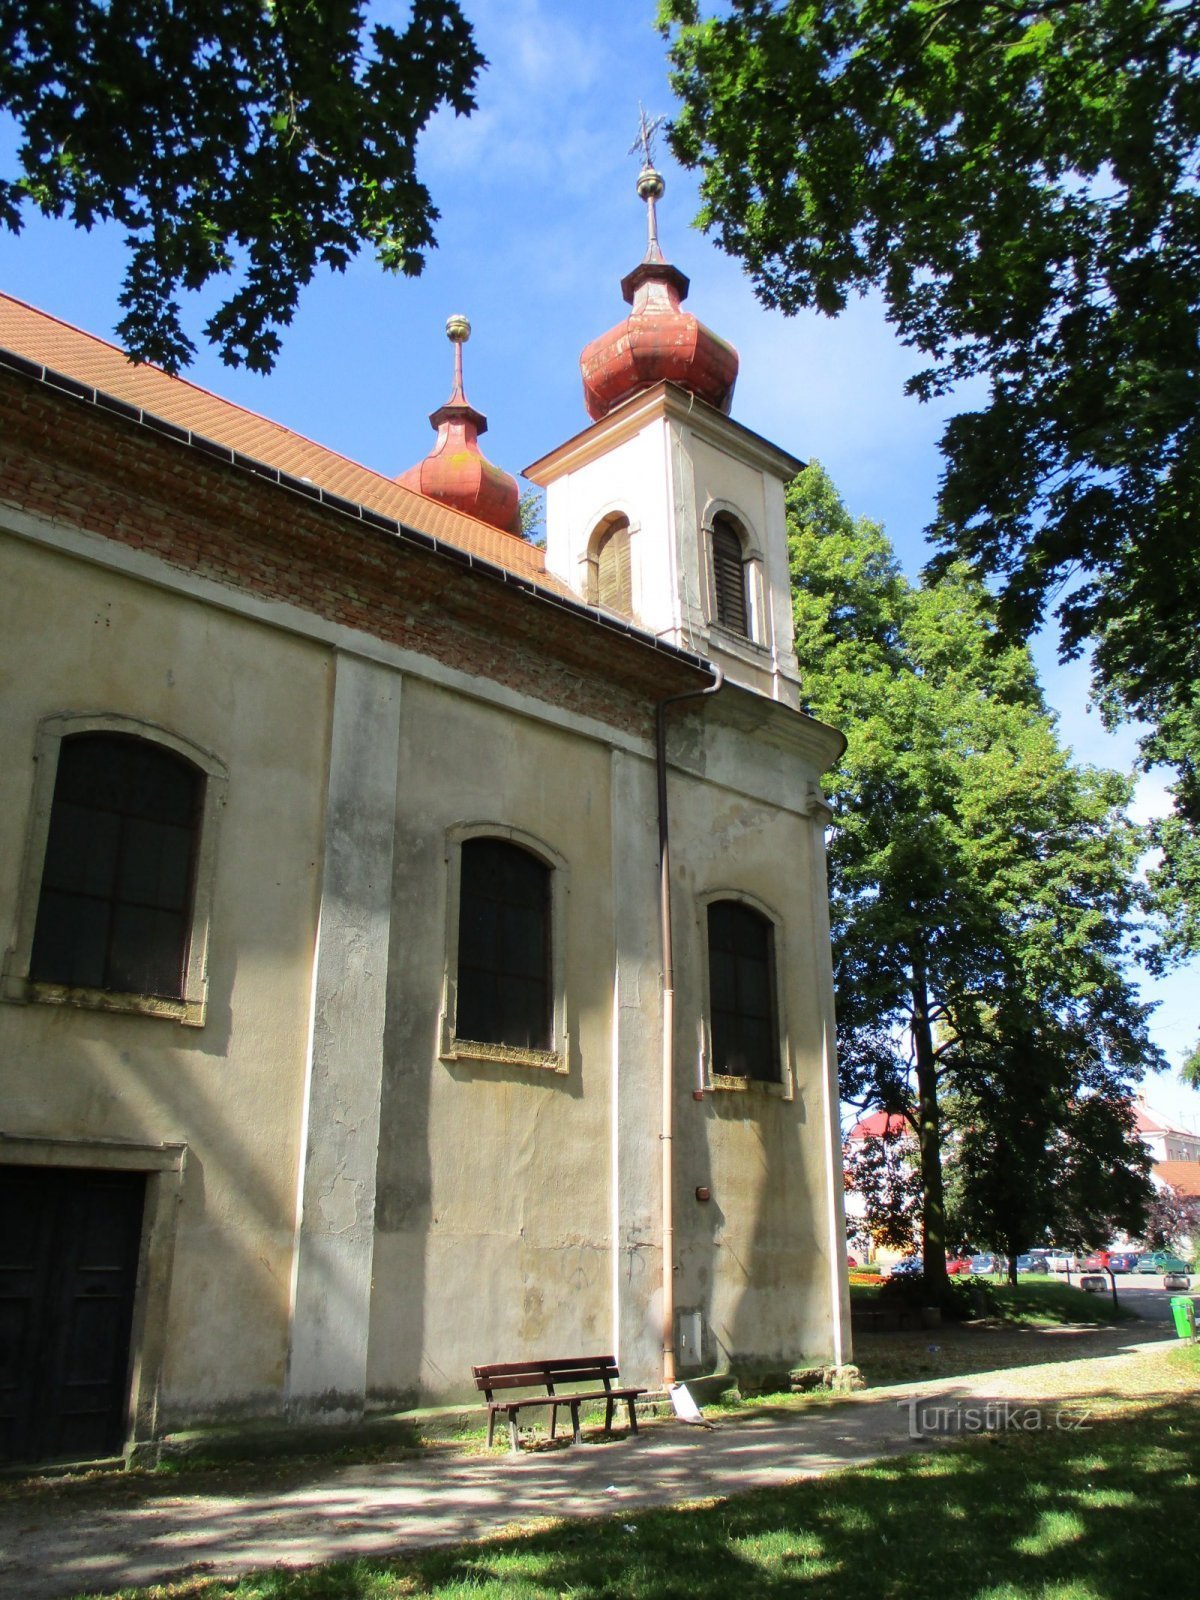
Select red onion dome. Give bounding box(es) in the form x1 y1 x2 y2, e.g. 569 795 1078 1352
581 164 739 422
398 315 521 535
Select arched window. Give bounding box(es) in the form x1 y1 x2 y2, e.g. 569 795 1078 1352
588 514 633 616
707 899 779 1082
711 515 750 635
456 838 552 1051
596 519 632 614
29 734 204 999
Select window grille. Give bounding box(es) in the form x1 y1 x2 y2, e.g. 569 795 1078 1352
30 734 202 998
707 899 779 1081
456 838 552 1050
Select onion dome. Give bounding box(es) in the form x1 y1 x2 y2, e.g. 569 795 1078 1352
580 163 739 422
397 315 521 535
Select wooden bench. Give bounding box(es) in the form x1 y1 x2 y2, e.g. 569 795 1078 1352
472 1355 645 1452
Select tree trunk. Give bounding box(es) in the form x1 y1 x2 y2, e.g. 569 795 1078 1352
911 946 950 1303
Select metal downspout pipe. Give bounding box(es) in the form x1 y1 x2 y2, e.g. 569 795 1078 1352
655 664 724 1390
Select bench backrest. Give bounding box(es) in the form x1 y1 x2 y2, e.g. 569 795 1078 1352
473 1355 621 1398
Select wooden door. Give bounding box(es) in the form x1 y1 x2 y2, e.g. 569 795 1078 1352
0 1165 145 1464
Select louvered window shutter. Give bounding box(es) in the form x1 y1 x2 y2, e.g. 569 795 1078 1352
596 521 633 614
712 521 748 634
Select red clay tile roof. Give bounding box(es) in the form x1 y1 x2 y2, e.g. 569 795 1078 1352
0 291 565 593
1152 1161 1200 1197
1132 1098 1195 1137
846 1111 909 1140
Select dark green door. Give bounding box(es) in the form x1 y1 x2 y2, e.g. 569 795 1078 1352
0 1165 145 1464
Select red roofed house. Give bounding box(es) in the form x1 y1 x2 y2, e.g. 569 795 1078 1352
0 168 851 1467
845 1111 910 1143
1133 1096 1200 1167
1133 1097 1200 1258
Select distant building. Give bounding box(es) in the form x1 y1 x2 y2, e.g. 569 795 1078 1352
842 1112 916 1264
1133 1097 1200 1166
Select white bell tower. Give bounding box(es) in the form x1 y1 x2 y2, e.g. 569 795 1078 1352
524 162 803 710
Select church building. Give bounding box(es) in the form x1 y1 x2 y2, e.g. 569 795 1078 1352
0 164 850 1467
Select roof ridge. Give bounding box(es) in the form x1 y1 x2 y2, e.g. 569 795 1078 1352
0 289 541 554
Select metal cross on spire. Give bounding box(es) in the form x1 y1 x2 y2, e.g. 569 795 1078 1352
628 104 668 168
628 105 668 260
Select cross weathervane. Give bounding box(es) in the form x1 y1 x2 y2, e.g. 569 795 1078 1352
629 106 667 167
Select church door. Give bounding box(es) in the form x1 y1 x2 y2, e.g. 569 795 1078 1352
0 1165 145 1464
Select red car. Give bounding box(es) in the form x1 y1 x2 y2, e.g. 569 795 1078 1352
946 1254 973 1276
1082 1250 1112 1271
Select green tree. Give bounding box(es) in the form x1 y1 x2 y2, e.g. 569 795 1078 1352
661 0 1200 951
843 1122 922 1257
789 462 1158 1300
1140 1184 1200 1255
0 0 484 371
945 1017 1152 1283
518 487 546 547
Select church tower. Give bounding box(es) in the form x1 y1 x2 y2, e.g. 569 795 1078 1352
525 161 803 709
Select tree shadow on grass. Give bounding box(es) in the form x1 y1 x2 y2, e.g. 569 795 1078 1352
314 1394 1196 1600
852 1318 1170 1389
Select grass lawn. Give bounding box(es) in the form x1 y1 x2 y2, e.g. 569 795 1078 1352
75 1354 1200 1600
851 1275 1136 1327
967 1278 1135 1327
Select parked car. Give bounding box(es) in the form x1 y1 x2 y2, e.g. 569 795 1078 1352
969 1253 997 1275
1015 1252 1049 1274
1107 1251 1140 1273
1045 1250 1078 1273
946 1254 973 1276
1136 1252 1191 1274
886 1256 924 1278
1082 1250 1112 1271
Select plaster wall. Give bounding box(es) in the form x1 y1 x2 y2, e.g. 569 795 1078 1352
366 675 845 1403
542 417 686 644
0 535 330 1420
666 716 846 1372
0 527 846 1428
686 430 802 698
540 406 802 706
368 677 619 1405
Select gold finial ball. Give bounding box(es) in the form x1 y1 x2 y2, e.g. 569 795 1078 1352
445 313 471 344
636 163 665 203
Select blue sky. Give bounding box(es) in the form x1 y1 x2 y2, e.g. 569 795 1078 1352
1 0 1195 1128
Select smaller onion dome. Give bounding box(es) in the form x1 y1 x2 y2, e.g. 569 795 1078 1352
397 315 521 535
580 164 739 421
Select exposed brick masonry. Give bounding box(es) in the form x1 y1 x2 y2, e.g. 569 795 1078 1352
0 369 708 738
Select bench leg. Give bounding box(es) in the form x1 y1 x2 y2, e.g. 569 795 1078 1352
570 1401 582 1444
627 1396 638 1434
486 1409 496 1450
508 1410 520 1453
549 1401 558 1441
604 1397 615 1433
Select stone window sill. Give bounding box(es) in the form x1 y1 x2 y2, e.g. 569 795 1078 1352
1 976 205 1027
441 1035 567 1075
707 623 771 661
710 1071 790 1099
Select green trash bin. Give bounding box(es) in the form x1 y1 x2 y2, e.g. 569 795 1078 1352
1169 1296 1196 1340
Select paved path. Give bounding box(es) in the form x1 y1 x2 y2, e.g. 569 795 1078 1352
0 1326 1182 1600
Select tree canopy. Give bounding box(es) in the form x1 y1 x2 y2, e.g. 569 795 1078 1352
661 0 1200 957
788 461 1157 1291
0 1 484 371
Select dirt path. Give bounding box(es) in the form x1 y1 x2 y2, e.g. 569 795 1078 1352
0 1325 1186 1600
